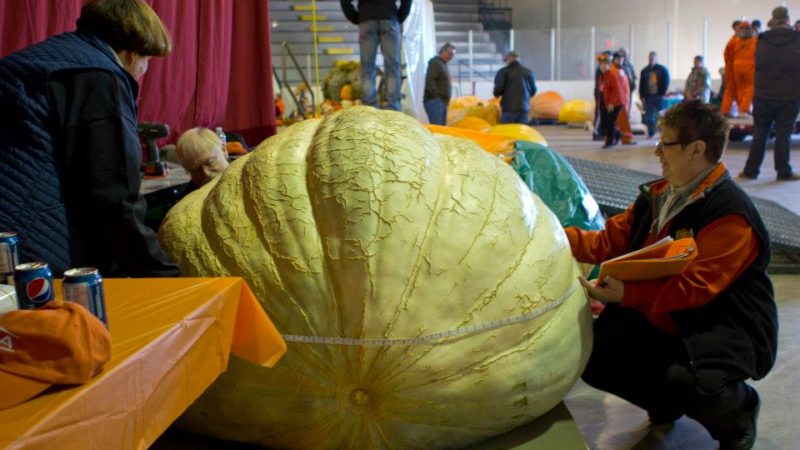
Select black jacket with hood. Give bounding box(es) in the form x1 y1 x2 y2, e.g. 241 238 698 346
340 0 412 24
755 26 800 99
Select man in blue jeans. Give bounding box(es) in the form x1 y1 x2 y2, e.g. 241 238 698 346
639 51 670 138
740 6 800 181
341 0 411 111
423 43 456 125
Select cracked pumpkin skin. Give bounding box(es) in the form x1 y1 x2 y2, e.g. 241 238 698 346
158 107 592 449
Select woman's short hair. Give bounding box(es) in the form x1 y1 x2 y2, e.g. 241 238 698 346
659 100 729 163
175 128 223 167
76 0 171 56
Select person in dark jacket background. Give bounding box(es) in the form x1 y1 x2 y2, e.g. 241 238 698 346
568 100 777 450
0 0 180 278
618 47 637 112
341 0 412 111
740 6 800 182
423 43 455 125
493 51 537 124
639 51 670 138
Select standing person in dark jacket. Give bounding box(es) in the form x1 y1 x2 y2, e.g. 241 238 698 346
493 51 537 124
639 51 670 139
341 0 412 111
423 43 456 125
618 47 637 112
568 100 777 450
0 0 180 278
740 6 800 181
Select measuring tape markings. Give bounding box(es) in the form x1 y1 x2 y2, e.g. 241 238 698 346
282 281 580 347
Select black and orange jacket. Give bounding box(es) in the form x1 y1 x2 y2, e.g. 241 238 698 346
566 163 778 379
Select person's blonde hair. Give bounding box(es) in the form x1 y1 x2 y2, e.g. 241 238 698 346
175 128 223 168
76 0 171 56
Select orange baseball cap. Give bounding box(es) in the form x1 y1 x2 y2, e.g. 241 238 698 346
0 300 111 410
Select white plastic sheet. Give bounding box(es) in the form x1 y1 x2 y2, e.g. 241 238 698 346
401 0 437 121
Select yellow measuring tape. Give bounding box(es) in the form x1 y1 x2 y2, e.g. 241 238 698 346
282 281 579 346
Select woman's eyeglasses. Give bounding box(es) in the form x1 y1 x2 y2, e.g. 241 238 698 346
656 140 682 151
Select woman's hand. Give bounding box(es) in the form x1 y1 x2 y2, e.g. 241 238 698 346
578 275 624 303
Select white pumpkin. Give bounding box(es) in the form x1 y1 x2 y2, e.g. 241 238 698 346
158 106 592 449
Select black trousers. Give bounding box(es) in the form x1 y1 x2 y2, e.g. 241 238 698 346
601 105 622 145
582 304 751 440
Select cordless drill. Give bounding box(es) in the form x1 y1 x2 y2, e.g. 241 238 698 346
138 122 169 177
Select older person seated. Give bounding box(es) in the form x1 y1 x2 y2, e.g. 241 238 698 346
567 100 777 450
175 127 230 191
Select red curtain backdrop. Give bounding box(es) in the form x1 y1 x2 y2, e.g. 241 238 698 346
0 0 276 146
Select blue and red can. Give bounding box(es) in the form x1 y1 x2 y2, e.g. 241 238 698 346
63 267 107 327
14 262 54 309
0 232 20 285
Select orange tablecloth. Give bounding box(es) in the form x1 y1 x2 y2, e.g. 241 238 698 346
0 277 287 450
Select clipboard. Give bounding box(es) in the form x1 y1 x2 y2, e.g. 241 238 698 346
597 237 698 283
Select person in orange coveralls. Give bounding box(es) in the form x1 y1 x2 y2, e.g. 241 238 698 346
612 51 636 145
722 21 758 116
721 20 741 113
566 100 777 450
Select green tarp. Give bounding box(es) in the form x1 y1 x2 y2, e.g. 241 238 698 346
511 140 605 231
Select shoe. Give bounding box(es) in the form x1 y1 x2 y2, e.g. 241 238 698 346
737 171 757 180
648 409 683 426
719 387 760 450
777 173 800 181
623 141 638 145
592 134 605 141
602 144 615 149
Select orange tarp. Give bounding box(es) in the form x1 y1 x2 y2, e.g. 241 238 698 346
0 277 286 450
425 124 516 158
451 116 492 132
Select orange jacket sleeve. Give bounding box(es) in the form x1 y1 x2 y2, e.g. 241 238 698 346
723 36 737 66
602 69 627 107
621 214 759 315
565 205 635 265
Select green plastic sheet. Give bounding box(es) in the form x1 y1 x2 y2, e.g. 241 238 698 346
511 141 605 231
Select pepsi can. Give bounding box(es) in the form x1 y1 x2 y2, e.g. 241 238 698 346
62 268 107 327
15 262 54 309
0 232 20 285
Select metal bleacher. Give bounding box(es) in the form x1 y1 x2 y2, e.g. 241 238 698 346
565 157 800 274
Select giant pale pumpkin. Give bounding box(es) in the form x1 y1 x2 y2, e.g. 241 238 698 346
158 107 592 449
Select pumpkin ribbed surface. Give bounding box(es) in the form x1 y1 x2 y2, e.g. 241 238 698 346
158 107 592 449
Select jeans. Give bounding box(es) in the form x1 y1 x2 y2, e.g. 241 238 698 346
500 111 528 124
359 20 402 111
743 96 800 178
424 99 447 125
643 95 664 137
